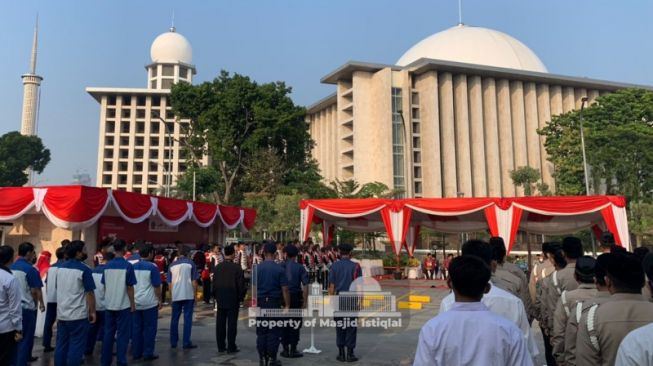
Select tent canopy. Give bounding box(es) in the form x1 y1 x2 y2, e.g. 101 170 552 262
0 185 256 231
299 196 629 255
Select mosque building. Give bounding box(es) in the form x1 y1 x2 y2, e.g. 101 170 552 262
306 23 649 198
87 26 207 195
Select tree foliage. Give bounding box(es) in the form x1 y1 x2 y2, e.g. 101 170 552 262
169 71 319 204
538 88 653 201
510 166 551 196
0 131 51 186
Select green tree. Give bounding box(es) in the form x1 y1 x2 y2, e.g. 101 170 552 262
510 166 550 196
629 202 653 247
538 88 653 201
169 71 315 204
0 131 50 186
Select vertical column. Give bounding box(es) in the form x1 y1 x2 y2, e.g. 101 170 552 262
562 86 575 113
331 105 338 182
510 81 528 196
497 79 515 197
416 71 442 198
454 74 472 197
537 84 555 191
96 96 107 188
439 72 457 197
524 82 541 178
588 89 600 106
482 78 501 197
575 88 588 109
550 85 563 116
468 75 486 197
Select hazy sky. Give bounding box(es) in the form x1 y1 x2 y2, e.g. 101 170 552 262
0 0 651 185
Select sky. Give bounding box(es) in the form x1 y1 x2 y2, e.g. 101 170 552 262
0 0 651 185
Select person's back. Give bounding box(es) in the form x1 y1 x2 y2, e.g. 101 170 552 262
213 258 244 309
169 255 196 302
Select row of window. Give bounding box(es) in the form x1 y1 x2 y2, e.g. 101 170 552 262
151 65 191 79
105 121 184 135
104 135 186 147
103 148 189 160
107 95 167 107
101 167 186 185
105 108 175 120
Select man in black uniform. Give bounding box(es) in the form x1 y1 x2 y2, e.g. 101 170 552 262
213 245 246 354
280 244 308 359
256 242 290 366
328 244 362 363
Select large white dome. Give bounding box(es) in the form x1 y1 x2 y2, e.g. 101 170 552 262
397 25 547 72
150 28 193 64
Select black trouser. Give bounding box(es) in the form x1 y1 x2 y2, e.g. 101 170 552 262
203 279 212 303
256 297 282 356
335 317 357 349
0 331 17 366
161 282 168 303
281 292 303 348
541 326 557 366
216 307 238 351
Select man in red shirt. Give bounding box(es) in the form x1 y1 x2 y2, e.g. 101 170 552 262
423 253 436 280
153 249 169 305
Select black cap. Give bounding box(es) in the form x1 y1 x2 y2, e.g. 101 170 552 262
575 256 596 282
600 232 615 246
597 252 645 289
338 244 353 253
285 244 298 258
263 242 277 254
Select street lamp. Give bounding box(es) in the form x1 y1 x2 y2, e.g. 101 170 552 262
579 97 597 256
151 112 173 198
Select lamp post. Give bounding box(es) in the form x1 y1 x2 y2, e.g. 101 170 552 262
579 97 597 256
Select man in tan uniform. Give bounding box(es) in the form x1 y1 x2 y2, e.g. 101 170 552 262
490 237 532 321
564 254 611 366
576 252 653 366
552 256 598 364
536 245 566 366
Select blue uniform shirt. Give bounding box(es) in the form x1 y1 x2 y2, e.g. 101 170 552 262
56 259 95 321
284 260 308 294
133 259 162 310
168 256 198 302
92 264 106 311
256 260 288 299
102 257 137 311
11 257 43 310
328 258 362 293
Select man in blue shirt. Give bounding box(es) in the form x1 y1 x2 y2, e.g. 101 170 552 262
101 239 137 366
131 244 162 361
86 244 110 356
0 245 22 366
280 244 308 359
11 242 44 366
328 244 362 363
55 240 96 366
168 245 199 349
42 246 64 353
256 242 290 366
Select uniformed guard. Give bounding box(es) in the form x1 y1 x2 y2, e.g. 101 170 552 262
328 244 362 363
256 242 290 366
576 252 653 366
280 244 308 359
489 237 532 321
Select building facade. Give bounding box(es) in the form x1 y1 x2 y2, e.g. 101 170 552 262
87 27 207 195
307 25 650 198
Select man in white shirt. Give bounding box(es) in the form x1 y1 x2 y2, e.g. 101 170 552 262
439 240 538 358
614 252 653 366
414 255 533 366
0 245 23 366
42 246 64 353
168 245 199 349
131 244 162 361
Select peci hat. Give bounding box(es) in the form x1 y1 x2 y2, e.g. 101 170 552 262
338 244 353 253
263 242 277 254
284 244 299 257
597 252 645 289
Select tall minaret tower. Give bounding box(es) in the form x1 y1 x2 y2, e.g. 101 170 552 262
20 17 43 137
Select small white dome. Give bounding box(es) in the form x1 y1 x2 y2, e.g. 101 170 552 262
397 25 547 73
150 28 193 64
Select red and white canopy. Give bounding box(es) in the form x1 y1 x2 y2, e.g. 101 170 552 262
299 196 630 255
0 185 256 231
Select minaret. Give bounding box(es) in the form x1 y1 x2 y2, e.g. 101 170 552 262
20 17 43 137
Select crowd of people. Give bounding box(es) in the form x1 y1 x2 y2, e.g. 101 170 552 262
414 235 653 366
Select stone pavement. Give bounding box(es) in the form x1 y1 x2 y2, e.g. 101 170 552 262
33 279 546 365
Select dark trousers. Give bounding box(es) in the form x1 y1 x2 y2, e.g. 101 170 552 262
216 307 238 351
85 310 105 355
55 318 88 366
170 299 194 347
541 326 557 366
0 331 17 366
161 282 168 303
256 297 281 356
42 302 57 348
16 308 36 366
281 293 303 347
203 279 212 303
102 308 132 366
335 317 357 349
132 306 159 358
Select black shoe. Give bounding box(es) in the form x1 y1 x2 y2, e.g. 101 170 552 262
182 344 198 349
143 355 159 361
28 356 38 362
218 349 226 353
226 348 240 354
346 348 358 362
269 360 282 366
337 347 346 362
289 345 303 358
43 347 55 353
133 356 143 361
280 347 290 358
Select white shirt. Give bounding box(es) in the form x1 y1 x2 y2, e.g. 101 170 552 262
45 264 59 303
55 260 96 321
133 260 161 310
414 302 534 366
615 323 653 366
0 267 22 332
102 258 137 311
440 281 539 357
168 257 198 302
92 270 106 311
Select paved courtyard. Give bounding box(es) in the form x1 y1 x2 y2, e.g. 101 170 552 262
33 279 546 365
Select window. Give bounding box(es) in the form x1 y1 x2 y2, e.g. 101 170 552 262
102 175 112 185
150 80 157 89
149 163 158 172
413 136 421 148
149 150 159 159
121 122 130 134
136 110 145 119
166 110 175 119
179 163 187 173
136 122 145 134
119 162 128 171
122 96 131 105
150 137 159 146
148 175 158 185
104 136 114 146
119 149 129 159
137 95 146 106
134 150 144 159
162 65 174 76
412 108 420 120
118 175 127 185
414 181 423 194
411 92 419 105
161 79 173 89
391 88 405 195
120 137 129 146
133 175 143 185
414 166 422 179
107 95 117 106
134 163 143 172
180 67 188 79
412 122 420 134
135 137 144 146
152 95 161 106
105 121 115 133
163 150 172 160
151 66 157 77
121 109 131 118
106 109 116 118
103 162 113 171
413 151 421 164
150 122 160 134
104 149 113 159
